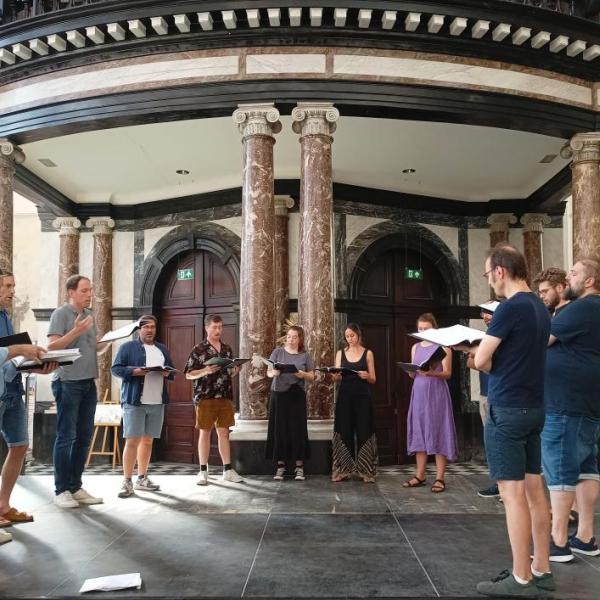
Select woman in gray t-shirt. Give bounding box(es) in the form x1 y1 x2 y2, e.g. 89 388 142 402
265 326 314 481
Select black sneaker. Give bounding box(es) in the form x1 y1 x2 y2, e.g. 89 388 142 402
478 484 500 498
569 535 600 557
549 537 574 563
476 570 547 597
533 572 555 592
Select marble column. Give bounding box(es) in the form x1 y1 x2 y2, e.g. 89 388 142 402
560 133 600 260
0 140 25 272
520 213 551 284
274 195 294 338
52 217 82 305
486 213 517 247
232 103 281 420
292 102 340 419
86 217 114 403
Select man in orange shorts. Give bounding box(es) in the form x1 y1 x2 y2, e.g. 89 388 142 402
184 314 243 485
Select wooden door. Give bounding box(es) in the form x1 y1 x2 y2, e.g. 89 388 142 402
350 248 449 464
157 250 238 463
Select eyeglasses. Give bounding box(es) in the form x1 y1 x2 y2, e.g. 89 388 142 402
482 268 494 279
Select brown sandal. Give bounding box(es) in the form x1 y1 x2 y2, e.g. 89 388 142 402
402 476 426 488
431 479 446 493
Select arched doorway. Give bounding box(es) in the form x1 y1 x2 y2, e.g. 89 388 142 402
348 234 461 465
155 249 239 463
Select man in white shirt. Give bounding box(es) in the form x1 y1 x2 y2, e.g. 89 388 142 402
111 315 175 498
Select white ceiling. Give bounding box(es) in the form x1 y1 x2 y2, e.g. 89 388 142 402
21 116 570 205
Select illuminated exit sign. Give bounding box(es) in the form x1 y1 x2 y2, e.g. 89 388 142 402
404 267 423 281
177 268 194 281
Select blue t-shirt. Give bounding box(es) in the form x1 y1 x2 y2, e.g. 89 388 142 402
544 295 600 419
486 292 550 408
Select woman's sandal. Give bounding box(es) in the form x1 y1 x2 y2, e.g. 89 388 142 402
331 474 349 482
431 479 446 493
402 476 426 488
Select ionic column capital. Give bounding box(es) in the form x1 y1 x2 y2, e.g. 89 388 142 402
560 132 600 164
86 217 115 234
292 102 340 137
52 217 82 235
0 139 25 170
486 213 517 232
274 195 294 216
232 103 282 139
520 213 551 233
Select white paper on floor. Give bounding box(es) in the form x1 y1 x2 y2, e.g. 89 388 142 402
79 573 142 593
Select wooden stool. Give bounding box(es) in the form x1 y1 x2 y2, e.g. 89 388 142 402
86 391 123 470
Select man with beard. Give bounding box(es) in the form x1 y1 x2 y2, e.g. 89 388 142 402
542 259 600 563
112 315 176 498
534 268 570 317
460 244 552 597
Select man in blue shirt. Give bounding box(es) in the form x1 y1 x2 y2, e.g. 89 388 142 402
112 315 175 498
0 269 56 543
542 259 600 563
466 245 552 598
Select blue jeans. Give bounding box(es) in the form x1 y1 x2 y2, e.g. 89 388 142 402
541 413 600 491
0 391 28 446
53 379 97 495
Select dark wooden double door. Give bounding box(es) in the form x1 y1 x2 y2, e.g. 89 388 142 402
156 250 238 463
348 248 451 465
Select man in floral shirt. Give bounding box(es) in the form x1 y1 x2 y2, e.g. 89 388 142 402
184 314 243 485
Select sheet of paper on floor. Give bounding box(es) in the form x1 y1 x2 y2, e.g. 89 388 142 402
79 573 142 593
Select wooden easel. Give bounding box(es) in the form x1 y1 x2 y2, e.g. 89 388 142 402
86 390 122 470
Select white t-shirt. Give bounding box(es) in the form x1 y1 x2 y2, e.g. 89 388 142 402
141 344 165 405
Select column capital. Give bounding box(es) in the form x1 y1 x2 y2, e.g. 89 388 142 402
560 132 600 164
86 217 115 234
232 103 282 139
0 139 25 170
292 102 340 137
486 213 517 232
52 216 82 235
274 195 294 216
520 213 551 233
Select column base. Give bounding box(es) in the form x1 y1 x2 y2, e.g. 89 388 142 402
230 418 333 475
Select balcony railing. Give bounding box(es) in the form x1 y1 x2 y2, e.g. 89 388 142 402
1 0 599 25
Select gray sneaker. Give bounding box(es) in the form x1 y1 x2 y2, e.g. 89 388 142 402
134 476 160 491
476 571 548 598
533 572 555 592
118 479 134 498
273 467 286 480
294 467 306 481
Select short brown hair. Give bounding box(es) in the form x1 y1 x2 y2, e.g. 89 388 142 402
417 313 438 328
287 325 305 352
579 258 600 288
66 274 90 291
533 267 567 289
487 244 528 281
204 314 223 326
139 314 157 326
0 267 13 282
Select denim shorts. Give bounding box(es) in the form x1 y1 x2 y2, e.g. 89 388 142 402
122 403 165 439
484 405 544 481
541 413 600 491
0 391 28 446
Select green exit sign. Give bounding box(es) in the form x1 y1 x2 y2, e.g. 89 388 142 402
405 267 424 281
177 268 194 281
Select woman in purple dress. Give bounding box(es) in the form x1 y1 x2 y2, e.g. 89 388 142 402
403 313 458 493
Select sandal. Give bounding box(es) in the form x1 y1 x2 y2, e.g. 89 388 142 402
331 474 349 482
431 479 446 493
402 476 426 488
2 508 34 523
0 517 11 528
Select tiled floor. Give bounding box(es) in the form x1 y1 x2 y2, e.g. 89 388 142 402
2 465 599 599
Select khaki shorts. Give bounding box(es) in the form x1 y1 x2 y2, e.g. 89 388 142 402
195 398 235 430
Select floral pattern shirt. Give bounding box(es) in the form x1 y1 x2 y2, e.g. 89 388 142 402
184 339 234 405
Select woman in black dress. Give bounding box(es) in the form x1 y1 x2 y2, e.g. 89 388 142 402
265 326 314 481
331 323 378 482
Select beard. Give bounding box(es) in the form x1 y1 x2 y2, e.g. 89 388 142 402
564 286 580 302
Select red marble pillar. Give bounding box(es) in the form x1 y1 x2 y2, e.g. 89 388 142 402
520 213 551 284
486 213 516 248
233 103 281 420
0 140 25 273
561 134 600 260
292 102 340 419
52 217 82 305
274 195 294 339
86 217 114 403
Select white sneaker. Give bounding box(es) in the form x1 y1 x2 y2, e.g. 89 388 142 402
72 488 103 505
197 470 209 486
54 490 79 509
222 468 244 483
273 467 286 481
0 529 12 545
134 476 160 491
294 467 306 481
